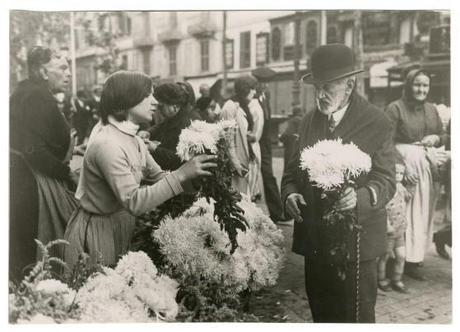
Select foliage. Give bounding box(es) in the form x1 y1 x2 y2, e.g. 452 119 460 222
9 239 79 324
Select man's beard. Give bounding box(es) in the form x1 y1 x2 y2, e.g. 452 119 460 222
316 97 341 115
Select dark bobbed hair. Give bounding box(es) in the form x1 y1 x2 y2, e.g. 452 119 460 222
232 75 257 131
99 70 153 124
27 46 53 78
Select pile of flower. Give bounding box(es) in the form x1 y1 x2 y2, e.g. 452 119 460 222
75 251 179 322
152 196 285 320
10 241 180 324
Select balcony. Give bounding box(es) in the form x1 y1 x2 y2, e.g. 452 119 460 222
133 36 154 49
158 29 183 44
188 20 218 39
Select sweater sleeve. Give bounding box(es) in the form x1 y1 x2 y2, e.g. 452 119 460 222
22 91 71 180
95 142 184 216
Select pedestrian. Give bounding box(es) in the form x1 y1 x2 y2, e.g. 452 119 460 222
73 89 93 145
247 94 264 202
279 104 303 169
221 76 257 196
252 67 287 223
63 71 217 269
385 68 447 280
377 162 412 294
281 44 396 323
10 46 79 281
145 82 194 171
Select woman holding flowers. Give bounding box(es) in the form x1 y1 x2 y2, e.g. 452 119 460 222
281 44 396 323
385 68 447 280
64 71 216 269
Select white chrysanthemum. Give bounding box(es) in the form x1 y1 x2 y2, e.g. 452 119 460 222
154 196 285 292
176 128 218 161
115 251 158 283
300 138 371 190
35 279 76 307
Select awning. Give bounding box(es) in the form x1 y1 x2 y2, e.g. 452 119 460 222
369 60 398 88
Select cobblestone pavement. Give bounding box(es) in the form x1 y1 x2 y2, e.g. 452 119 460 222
250 156 452 324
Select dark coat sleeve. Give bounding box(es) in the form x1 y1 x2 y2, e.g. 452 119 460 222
22 91 71 181
151 146 182 171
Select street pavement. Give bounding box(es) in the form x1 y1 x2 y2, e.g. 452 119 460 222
255 156 453 324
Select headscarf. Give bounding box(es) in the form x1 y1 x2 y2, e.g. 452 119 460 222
403 68 431 110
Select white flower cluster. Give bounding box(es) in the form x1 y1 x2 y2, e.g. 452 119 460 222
176 120 236 161
75 251 179 323
35 279 76 307
300 138 372 191
153 197 285 292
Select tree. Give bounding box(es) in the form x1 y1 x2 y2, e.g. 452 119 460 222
10 11 70 90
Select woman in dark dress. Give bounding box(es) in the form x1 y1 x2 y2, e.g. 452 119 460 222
146 82 194 171
385 68 446 280
10 46 78 281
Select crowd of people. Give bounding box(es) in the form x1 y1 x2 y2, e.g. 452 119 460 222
9 43 451 324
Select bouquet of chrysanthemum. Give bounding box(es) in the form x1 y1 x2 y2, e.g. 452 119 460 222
176 120 247 254
75 251 179 322
300 138 371 279
152 197 284 321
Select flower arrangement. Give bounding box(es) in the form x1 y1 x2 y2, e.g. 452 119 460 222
152 197 284 321
75 251 179 322
299 138 371 278
10 240 180 324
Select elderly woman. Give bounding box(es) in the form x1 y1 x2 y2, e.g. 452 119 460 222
385 68 446 280
10 46 78 281
64 71 216 268
221 76 262 198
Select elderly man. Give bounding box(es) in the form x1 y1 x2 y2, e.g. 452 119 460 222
10 46 77 281
281 44 396 323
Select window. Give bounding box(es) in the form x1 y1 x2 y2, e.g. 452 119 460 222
240 31 251 69
225 39 234 69
271 27 281 61
256 33 269 66
168 45 177 76
363 12 391 47
200 39 210 72
120 54 128 70
306 21 318 55
327 26 338 44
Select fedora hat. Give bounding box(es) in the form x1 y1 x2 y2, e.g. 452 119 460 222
301 44 363 84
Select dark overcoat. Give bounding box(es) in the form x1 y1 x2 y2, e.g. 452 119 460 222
281 93 396 263
10 78 72 280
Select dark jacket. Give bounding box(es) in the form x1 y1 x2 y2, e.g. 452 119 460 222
10 79 72 180
148 110 191 171
281 93 396 262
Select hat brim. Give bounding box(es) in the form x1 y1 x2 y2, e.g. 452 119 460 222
301 69 364 84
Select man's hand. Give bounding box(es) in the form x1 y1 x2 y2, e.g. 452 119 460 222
286 193 307 223
334 186 357 212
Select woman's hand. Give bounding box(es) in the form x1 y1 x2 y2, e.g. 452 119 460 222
174 154 217 182
333 186 357 212
421 134 440 147
146 140 161 153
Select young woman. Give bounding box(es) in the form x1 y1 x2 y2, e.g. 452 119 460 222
64 71 216 268
221 75 259 197
385 68 447 280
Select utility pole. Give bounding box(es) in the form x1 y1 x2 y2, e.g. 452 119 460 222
353 10 365 96
320 10 327 45
70 11 77 95
292 12 301 106
222 11 228 92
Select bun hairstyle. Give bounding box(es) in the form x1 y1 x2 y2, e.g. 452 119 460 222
153 83 188 106
99 70 153 124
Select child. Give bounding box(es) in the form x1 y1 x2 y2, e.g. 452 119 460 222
377 163 412 293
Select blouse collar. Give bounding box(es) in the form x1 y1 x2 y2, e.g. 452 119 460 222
108 115 139 136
